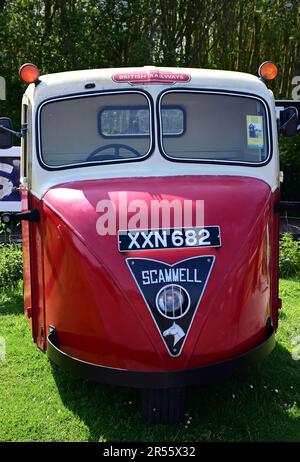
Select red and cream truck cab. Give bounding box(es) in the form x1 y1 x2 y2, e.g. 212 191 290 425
0 62 299 423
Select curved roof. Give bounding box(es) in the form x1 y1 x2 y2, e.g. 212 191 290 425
25 66 273 104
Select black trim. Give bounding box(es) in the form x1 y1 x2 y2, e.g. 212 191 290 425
156 87 273 168
1 208 40 224
84 83 96 89
274 201 300 213
47 327 275 389
22 105 28 177
35 89 155 171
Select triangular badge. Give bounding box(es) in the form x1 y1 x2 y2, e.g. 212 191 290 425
126 256 215 357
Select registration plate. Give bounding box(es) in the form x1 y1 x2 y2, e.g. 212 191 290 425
118 226 221 252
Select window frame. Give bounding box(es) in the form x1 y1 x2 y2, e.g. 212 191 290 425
157 88 273 167
36 89 154 171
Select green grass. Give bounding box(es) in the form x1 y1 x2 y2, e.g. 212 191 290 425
0 279 300 442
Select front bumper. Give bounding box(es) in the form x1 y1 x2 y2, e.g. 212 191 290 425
47 327 275 389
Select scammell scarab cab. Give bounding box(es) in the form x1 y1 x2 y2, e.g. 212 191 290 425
1 61 299 423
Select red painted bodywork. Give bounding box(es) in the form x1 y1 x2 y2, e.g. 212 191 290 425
22 188 46 350
23 175 280 372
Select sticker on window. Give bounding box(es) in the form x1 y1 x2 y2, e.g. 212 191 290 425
246 115 264 149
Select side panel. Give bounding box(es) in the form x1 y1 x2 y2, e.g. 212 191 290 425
21 186 32 323
22 190 46 350
270 188 281 329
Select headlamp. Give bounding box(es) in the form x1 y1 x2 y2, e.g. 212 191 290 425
156 284 190 319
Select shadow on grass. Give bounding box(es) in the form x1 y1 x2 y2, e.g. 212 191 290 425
50 341 300 442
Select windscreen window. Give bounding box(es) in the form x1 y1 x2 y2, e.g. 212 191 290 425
39 92 152 167
159 91 269 164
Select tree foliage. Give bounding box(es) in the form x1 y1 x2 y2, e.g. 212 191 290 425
0 0 300 199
